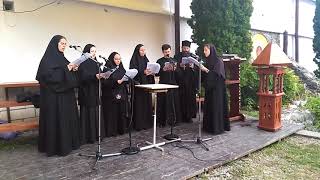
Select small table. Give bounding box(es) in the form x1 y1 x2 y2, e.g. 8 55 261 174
135 84 180 152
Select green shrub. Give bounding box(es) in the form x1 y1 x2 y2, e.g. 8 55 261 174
240 61 259 110
305 96 320 130
283 69 305 104
240 62 305 110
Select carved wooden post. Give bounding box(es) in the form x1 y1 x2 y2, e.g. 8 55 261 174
252 43 292 131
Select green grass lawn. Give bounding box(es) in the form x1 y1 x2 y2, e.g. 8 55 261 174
241 110 259 118
195 135 320 180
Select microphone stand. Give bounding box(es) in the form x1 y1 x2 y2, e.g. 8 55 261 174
121 74 140 155
77 55 122 169
98 56 140 154
179 55 212 151
163 58 179 140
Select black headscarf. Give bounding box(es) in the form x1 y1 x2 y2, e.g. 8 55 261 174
36 35 69 82
83 44 97 60
108 52 126 80
205 44 226 79
129 44 149 73
83 44 94 53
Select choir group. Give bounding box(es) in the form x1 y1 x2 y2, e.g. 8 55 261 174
36 35 230 157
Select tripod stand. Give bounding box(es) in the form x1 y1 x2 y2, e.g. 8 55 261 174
79 60 122 169
163 59 179 140
180 55 212 151
121 76 140 155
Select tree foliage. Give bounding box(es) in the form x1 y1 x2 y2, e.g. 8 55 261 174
313 0 320 78
188 0 253 59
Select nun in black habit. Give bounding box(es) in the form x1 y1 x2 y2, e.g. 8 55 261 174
102 52 128 137
129 44 155 131
202 44 230 135
36 35 80 156
78 44 106 144
156 44 182 126
174 40 198 123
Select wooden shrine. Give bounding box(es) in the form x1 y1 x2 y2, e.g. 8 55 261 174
252 43 292 131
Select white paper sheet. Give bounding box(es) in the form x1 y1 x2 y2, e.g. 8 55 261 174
99 71 113 79
71 53 91 66
181 56 200 67
121 69 138 81
147 62 161 74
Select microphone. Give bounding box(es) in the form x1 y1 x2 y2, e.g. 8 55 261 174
99 55 108 61
69 45 81 49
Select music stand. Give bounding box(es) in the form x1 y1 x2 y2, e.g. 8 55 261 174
180 56 212 151
121 75 140 155
163 60 180 140
135 84 181 152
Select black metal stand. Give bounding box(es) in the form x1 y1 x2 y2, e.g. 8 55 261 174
79 60 122 169
164 59 179 140
121 77 140 155
180 56 212 151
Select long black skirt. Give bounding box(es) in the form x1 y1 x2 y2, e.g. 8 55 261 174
38 87 80 156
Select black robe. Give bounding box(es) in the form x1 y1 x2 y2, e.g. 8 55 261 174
102 63 128 137
36 35 80 156
202 46 230 134
78 58 106 144
155 57 182 126
129 44 155 131
174 52 198 123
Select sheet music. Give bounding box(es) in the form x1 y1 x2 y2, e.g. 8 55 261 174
71 53 91 66
181 56 200 67
147 62 161 74
121 69 138 81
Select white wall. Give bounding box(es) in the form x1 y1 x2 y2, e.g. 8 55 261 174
0 0 179 83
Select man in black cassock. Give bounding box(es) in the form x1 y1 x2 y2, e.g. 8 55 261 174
78 44 106 144
156 44 182 127
129 44 155 131
36 35 80 156
202 44 230 134
174 40 198 123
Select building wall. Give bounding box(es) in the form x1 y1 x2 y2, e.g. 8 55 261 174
0 0 180 83
0 0 193 121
